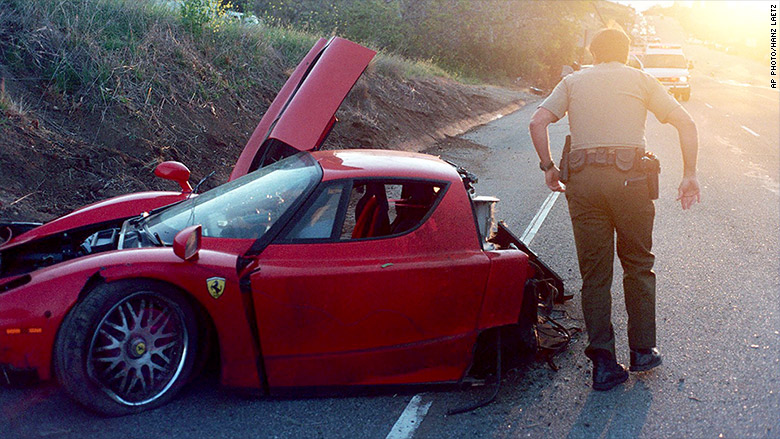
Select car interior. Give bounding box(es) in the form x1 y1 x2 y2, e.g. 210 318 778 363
282 180 444 241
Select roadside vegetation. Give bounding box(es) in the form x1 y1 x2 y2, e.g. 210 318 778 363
0 0 634 221
250 0 635 85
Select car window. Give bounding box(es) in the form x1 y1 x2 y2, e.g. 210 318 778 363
642 54 687 69
284 184 347 239
339 181 444 240
144 152 320 243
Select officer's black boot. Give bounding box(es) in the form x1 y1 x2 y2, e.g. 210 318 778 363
589 350 628 391
629 348 662 372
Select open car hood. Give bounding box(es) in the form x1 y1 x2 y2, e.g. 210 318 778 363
230 37 376 180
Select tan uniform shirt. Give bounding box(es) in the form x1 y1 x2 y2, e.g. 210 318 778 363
540 61 680 150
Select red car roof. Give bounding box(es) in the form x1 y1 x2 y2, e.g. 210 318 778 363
313 150 461 183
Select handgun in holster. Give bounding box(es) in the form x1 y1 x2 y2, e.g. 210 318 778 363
640 151 661 199
559 135 571 183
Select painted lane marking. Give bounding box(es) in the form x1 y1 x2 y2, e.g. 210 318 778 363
521 191 561 246
705 103 713 109
714 78 776 91
386 394 432 439
699 76 778 102
715 134 778 195
741 125 760 138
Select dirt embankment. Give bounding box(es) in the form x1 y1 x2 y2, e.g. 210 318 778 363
0 62 529 223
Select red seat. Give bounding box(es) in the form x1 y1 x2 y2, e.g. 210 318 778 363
351 186 390 239
352 196 378 239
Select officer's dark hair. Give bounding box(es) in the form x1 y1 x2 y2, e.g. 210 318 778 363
589 28 630 64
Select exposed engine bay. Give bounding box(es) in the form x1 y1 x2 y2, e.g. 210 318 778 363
0 222 120 278
0 217 164 279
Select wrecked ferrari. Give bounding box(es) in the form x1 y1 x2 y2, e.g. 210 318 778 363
0 37 565 416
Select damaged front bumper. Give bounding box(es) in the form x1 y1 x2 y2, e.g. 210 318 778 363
492 221 569 303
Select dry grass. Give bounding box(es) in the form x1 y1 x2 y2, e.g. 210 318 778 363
374 52 453 80
0 77 26 116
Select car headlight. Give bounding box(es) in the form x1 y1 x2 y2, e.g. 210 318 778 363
679 76 688 83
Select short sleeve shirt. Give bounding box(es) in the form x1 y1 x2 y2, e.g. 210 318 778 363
540 62 681 150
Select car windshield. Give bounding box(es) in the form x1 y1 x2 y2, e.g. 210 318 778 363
144 153 320 243
642 54 687 69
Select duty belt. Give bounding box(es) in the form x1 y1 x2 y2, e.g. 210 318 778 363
568 147 642 172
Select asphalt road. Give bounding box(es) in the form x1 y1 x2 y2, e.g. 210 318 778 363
2 17 779 439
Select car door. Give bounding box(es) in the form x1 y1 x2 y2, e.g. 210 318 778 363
230 37 376 180
248 179 491 388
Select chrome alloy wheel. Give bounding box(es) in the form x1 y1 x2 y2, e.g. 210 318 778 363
87 292 189 406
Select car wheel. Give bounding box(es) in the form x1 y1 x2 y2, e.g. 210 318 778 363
682 91 691 101
55 280 198 416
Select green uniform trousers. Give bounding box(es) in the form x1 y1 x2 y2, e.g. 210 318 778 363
565 165 656 358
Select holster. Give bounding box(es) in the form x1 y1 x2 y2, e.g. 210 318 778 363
559 135 571 183
640 151 661 199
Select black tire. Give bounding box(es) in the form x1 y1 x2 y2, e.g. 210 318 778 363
54 279 198 416
682 91 691 101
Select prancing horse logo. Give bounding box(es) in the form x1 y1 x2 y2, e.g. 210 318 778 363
206 277 226 299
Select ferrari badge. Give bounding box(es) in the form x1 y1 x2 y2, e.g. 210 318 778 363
207 277 226 299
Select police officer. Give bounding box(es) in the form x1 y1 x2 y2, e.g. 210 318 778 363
528 28 700 391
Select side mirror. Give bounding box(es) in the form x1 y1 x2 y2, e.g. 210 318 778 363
173 225 202 261
155 161 193 193
687 60 694 70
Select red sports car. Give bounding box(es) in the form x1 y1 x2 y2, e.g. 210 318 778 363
0 37 564 416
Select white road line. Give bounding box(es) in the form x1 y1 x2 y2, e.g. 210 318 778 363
386 394 432 439
705 103 713 109
521 191 561 245
741 125 760 137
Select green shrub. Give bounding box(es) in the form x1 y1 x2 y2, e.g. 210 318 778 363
180 0 233 36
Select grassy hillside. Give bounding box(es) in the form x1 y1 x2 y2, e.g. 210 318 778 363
0 0 527 222
249 0 637 85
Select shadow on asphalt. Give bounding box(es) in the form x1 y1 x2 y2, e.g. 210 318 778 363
566 379 652 439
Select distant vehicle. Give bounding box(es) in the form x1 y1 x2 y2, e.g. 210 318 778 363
641 44 692 101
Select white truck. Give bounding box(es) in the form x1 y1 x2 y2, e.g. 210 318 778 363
641 44 692 101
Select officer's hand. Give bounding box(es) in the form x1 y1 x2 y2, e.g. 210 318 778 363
677 175 700 210
545 167 566 192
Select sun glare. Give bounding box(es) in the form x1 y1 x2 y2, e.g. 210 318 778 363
619 0 770 50
691 1 766 41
